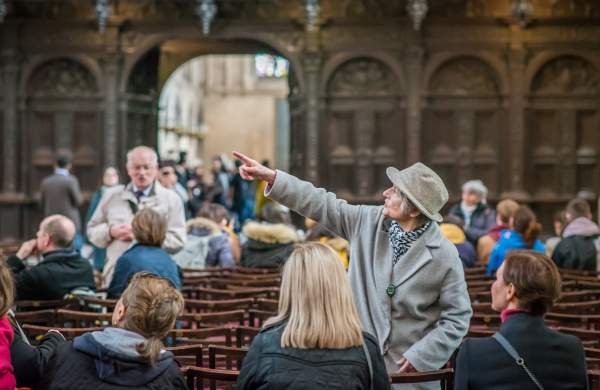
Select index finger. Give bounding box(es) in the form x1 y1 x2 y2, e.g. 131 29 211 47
232 151 254 165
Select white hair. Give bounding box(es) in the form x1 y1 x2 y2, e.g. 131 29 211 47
462 180 488 200
126 146 158 167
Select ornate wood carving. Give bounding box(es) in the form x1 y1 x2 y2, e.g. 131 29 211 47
531 56 600 95
328 58 400 97
27 59 97 97
429 57 499 96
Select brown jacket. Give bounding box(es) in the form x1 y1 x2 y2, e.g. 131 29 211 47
86 181 186 287
40 173 83 230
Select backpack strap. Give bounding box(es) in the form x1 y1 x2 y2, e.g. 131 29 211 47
492 333 544 390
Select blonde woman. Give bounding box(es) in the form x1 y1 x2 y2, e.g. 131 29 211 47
237 243 390 390
38 272 187 390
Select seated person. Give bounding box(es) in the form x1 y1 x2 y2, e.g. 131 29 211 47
305 218 350 270
552 197 600 271
173 202 235 269
7 215 95 300
486 205 544 276
439 215 477 268
454 251 588 389
7 307 65 389
108 209 181 298
0 262 16 390
37 272 187 390
476 199 519 265
448 180 496 246
237 243 390 390
241 203 302 268
545 210 567 258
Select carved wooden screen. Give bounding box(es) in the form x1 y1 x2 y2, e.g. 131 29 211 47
24 58 103 195
423 57 504 201
324 57 405 201
527 56 600 201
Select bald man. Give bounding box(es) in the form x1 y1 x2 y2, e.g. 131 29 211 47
87 146 186 287
6 215 95 300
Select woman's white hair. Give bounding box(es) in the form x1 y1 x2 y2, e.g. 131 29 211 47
462 180 488 201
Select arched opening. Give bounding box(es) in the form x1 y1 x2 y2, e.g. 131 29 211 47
122 38 299 173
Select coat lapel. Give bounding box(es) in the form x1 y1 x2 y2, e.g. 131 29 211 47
391 223 442 288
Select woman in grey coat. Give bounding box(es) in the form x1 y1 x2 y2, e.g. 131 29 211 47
233 152 472 389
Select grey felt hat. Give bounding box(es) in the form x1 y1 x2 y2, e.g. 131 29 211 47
386 162 449 223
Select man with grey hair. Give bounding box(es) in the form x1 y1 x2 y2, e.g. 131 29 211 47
87 146 186 287
6 215 95 300
448 179 496 246
233 152 471 389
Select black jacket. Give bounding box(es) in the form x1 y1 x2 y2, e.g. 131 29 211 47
7 249 95 300
236 323 390 390
7 310 65 388
240 222 300 269
454 312 588 389
553 235 598 271
36 334 188 390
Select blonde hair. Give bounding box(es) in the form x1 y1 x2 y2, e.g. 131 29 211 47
264 242 363 349
0 259 14 316
120 272 184 365
132 208 167 247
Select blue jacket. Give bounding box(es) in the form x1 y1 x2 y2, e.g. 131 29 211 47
486 230 545 276
108 244 182 298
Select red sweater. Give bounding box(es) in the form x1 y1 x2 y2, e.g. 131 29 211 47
0 316 15 390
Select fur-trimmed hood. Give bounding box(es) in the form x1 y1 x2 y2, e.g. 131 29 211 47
243 221 301 244
186 217 221 236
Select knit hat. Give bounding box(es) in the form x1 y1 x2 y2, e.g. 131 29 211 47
386 162 449 223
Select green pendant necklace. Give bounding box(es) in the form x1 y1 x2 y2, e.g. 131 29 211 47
386 283 397 297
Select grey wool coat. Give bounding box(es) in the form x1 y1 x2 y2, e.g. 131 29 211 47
267 171 472 389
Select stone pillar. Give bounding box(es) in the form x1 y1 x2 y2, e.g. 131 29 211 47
404 44 424 165
505 25 528 201
101 27 122 168
303 51 322 183
1 25 19 194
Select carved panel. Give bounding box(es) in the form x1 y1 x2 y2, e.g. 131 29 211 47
327 58 401 97
575 110 599 193
429 57 499 96
551 0 600 18
532 56 600 95
27 59 98 97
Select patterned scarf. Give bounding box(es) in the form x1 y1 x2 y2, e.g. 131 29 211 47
389 220 431 265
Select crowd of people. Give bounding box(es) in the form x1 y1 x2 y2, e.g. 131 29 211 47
0 145 596 389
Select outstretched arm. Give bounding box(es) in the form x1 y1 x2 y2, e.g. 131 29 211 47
233 151 374 240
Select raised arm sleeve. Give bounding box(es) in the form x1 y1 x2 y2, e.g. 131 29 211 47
266 170 370 240
162 196 187 254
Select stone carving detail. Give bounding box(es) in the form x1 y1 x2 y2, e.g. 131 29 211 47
28 59 98 97
551 0 600 18
328 58 400 96
429 57 499 95
532 56 600 94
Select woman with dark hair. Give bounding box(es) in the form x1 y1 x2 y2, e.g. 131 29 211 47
486 205 544 276
38 272 187 390
455 251 588 389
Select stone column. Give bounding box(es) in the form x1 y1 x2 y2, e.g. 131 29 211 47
303 51 322 183
404 44 424 165
505 25 528 201
101 27 122 168
1 25 19 194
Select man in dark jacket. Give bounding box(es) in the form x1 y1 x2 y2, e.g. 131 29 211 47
40 154 83 247
7 215 95 300
552 197 600 271
7 310 65 388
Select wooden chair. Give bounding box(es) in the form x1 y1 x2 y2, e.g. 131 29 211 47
208 345 248 370
467 328 496 338
588 370 600 390
169 344 204 367
169 327 233 346
469 313 501 327
183 287 278 301
234 326 260 347
545 313 600 330
585 348 600 359
254 298 278 312
184 366 239 390
22 324 102 339
179 309 246 328
184 298 254 313
15 297 76 311
557 327 600 348
557 290 600 303
553 300 600 314
55 309 112 328
14 309 57 324
390 368 454 389
247 309 274 328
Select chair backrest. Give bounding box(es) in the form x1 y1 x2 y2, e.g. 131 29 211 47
208 345 249 370
179 309 246 328
184 298 254 313
247 309 275 328
184 366 239 390
234 326 260 347
168 327 233 347
585 348 600 359
22 324 103 339
169 344 204 367
390 369 454 389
